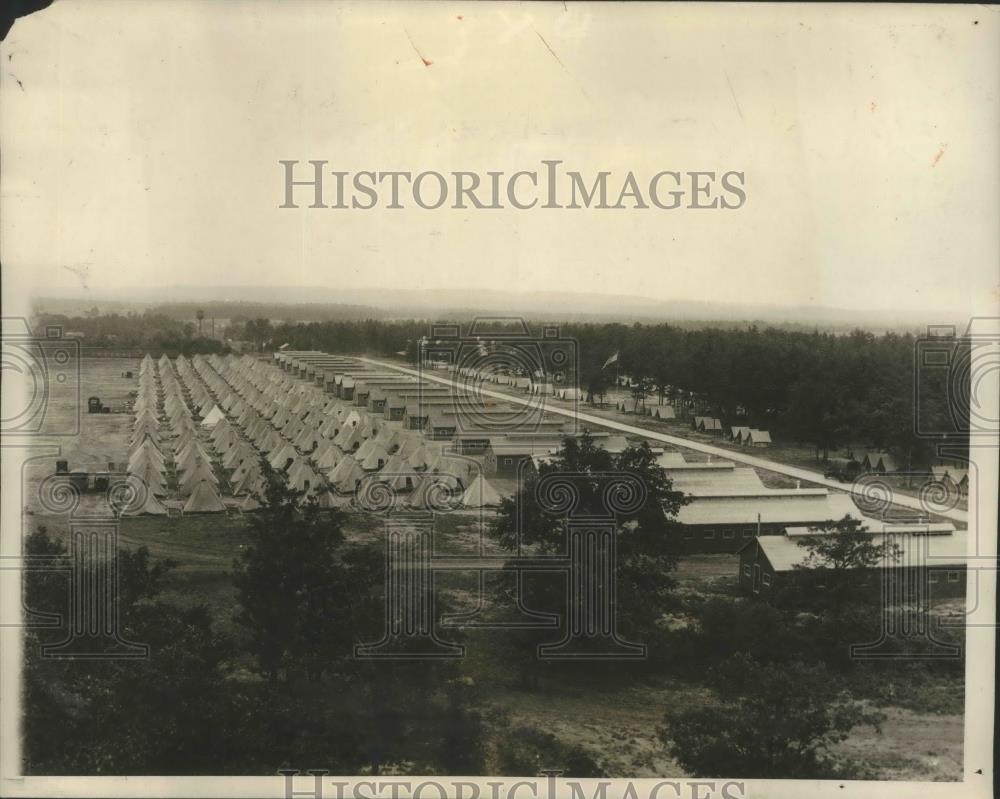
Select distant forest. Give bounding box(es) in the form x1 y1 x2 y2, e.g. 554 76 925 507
34 309 965 467
265 318 965 467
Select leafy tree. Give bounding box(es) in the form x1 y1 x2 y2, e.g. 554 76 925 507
490 433 686 681
232 463 350 681
658 653 884 778
231 470 485 774
493 716 605 777
243 317 274 352
672 597 802 673
794 515 902 598
22 528 232 775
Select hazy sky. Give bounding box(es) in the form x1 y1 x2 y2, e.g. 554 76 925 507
2 1 998 317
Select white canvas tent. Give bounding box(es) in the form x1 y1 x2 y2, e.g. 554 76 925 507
460 475 504 508
183 480 227 513
199 405 225 428
123 490 169 516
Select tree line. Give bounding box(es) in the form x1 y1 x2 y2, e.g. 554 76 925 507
32 311 228 356
258 317 965 467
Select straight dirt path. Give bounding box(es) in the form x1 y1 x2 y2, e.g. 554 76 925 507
359 357 969 526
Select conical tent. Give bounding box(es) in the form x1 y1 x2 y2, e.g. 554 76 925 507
313 490 344 509
223 441 255 470
360 445 389 471
319 417 340 438
354 438 378 462
330 458 364 494
209 418 233 443
179 459 219 493
213 427 240 455
460 475 504 508
231 454 261 483
176 437 212 463
130 423 161 449
314 443 342 471
335 424 365 453
375 428 400 452
237 493 260 512
286 461 320 493
293 426 321 453
342 409 362 428
407 474 461 510
172 428 198 453
382 466 419 493
258 428 283 453
183 480 227 513
268 442 298 471
133 410 160 430
312 438 335 462
395 436 421 459
128 444 165 473
232 463 263 495
123 490 169 516
200 405 225 428
177 444 213 470
129 432 162 455
407 444 437 472
133 396 158 414
129 461 168 496
171 417 198 437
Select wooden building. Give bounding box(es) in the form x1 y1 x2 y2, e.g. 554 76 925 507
738 527 968 598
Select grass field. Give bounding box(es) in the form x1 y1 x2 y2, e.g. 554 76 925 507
21 356 139 536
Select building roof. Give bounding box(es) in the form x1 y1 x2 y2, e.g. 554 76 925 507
656 451 689 468
785 521 957 537
758 529 970 572
676 492 859 526
667 466 768 496
489 442 556 456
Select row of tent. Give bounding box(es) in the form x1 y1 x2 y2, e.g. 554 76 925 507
124 354 231 514
450 366 585 400
178 353 512 510
688 417 773 446
616 402 677 419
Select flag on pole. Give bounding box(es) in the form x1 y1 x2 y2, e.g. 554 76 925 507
602 352 619 369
